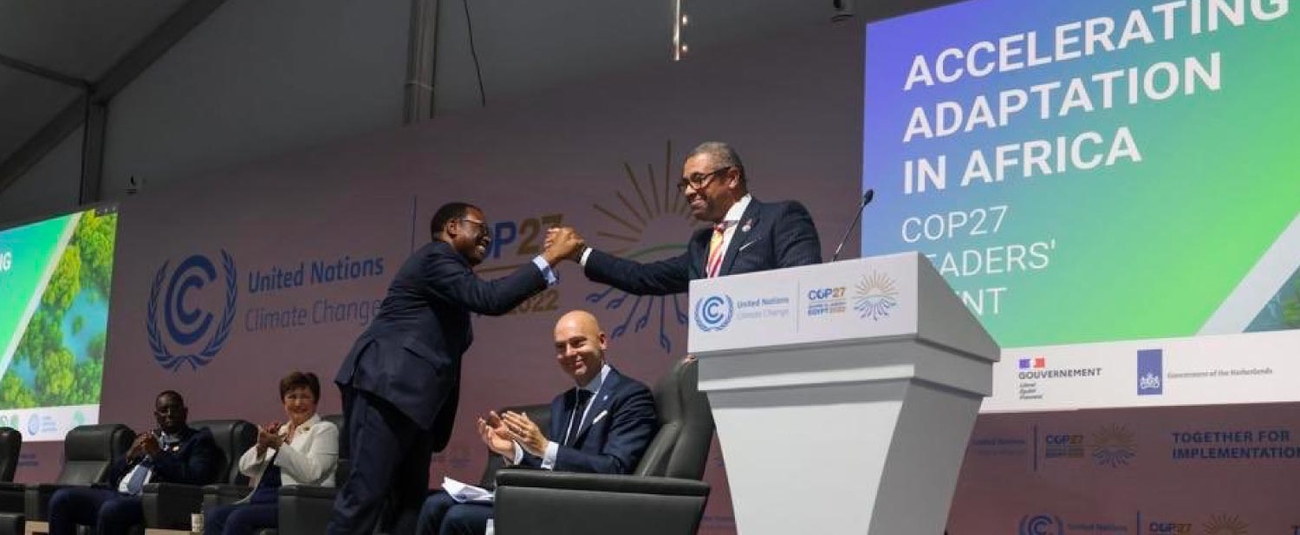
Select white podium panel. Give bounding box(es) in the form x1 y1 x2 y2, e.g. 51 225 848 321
690 253 999 535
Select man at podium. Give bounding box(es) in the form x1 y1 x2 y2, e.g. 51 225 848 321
553 141 821 293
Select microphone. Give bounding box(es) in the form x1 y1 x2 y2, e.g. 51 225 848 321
830 189 874 262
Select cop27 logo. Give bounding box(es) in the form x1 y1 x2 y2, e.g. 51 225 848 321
854 271 899 321
693 295 733 332
147 251 237 371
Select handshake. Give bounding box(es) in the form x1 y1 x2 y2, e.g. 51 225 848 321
539 226 588 267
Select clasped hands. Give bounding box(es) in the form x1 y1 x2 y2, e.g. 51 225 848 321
540 226 587 266
127 432 162 462
477 410 549 459
255 422 291 456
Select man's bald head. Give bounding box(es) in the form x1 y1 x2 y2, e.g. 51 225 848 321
553 310 607 386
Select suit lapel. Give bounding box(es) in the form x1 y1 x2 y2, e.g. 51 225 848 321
690 228 710 279
549 394 568 441
573 370 621 445
720 200 763 277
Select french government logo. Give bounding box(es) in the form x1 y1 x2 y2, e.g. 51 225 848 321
1019 513 1063 535
693 295 734 332
147 251 238 371
853 271 898 321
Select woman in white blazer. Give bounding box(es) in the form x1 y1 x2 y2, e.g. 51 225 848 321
205 371 339 535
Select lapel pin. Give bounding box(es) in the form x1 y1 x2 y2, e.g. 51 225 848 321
741 219 753 233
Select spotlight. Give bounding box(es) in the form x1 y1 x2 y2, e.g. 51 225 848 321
832 0 855 22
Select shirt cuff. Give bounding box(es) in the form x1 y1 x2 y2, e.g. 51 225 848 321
579 247 593 267
540 441 560 470
510 442 525 465
531 255 559 287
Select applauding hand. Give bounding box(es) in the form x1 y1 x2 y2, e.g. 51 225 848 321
500 411 549 457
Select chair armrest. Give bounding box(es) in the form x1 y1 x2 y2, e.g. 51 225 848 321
277 485 338 535
0 512 22 535
0 483 23 514
202 484 251 511
277 484 338 500
494 469 710 497
493 470 710 535
141 482 205 530
24 483 81 521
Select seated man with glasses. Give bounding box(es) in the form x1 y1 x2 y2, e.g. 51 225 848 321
48 390 221 535
550 141 822 293
330 202 586 535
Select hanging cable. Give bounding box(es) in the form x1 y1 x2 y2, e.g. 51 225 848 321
462 0 486 107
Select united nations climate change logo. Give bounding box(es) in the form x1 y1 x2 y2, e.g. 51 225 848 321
1019 513 1063 535
146 251 237 371
854 271 898 321
693 295 733 332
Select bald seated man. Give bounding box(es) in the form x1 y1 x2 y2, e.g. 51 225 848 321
416 310 659 535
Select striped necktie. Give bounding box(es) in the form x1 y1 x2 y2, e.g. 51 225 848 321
705 222 730 278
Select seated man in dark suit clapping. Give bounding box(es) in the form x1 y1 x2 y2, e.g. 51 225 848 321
416 310 659 535
48 390 222 535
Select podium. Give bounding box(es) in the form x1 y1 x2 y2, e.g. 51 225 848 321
689 252 999 534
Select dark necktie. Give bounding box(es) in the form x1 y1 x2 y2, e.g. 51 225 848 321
565 389 594 446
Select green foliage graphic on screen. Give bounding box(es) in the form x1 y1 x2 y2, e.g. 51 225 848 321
0 208 117 409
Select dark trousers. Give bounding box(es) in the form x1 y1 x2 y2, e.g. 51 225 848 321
204 502 278 535
416 491 492 535
328 388 437 535
48 487 142 535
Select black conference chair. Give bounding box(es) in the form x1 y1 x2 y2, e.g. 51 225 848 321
141 419 256 531
0 428 21 484
493 357 715 535
475 405 550 491
199 415 335 515
270 414 346 535
0 427 23 534
0 424 135 522
0 428 22 512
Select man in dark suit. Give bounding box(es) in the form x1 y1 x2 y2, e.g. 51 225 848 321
554 141 821 293
328 202 584 535
48 390 221 535
415 310 657 535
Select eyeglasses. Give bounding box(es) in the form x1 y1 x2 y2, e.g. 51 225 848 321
676 167 731 193
459 218 491 237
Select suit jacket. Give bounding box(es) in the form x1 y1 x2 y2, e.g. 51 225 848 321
520 367 657 474
105 426 221 488
238 414 339 488
335 240 547 448
585 199 821 295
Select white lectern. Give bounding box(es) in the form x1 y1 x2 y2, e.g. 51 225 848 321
689 252 999 535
